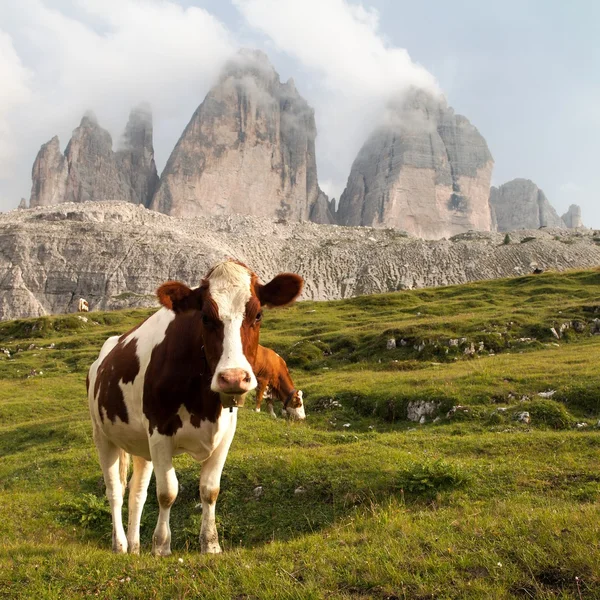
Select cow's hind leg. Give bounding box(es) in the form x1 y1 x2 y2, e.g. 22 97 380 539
199 410 238 553
149 435 177 556
93 430 128 553
127 455 153 554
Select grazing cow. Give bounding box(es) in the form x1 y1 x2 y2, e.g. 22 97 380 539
87 261 303 555
254 345 305 420
78 298 89 312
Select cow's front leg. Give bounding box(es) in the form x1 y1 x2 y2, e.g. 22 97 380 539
199 409 238 553
149 434 178 556
254 382 267 412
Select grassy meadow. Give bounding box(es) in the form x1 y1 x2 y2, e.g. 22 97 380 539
1 269 600 599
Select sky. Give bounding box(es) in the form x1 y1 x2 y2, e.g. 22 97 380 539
0 0 598 226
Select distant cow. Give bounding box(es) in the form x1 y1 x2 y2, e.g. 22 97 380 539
87 261 303 555
254 345 305 420
78 298 89 312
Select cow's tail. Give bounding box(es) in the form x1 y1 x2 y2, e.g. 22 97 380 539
119 449 130 495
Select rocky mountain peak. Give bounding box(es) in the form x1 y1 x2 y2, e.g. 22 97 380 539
29 106 158 208
150 49 330 222
489 179 565 232
562 204 584 229
336 88 494 239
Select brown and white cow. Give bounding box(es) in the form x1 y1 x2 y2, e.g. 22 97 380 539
87 261 303 555
254 345 305 420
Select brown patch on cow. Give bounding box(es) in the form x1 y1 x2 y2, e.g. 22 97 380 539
143 311 222 435
94 336 140 424
200 485 220 504
86 372 90 394
158 491 176 509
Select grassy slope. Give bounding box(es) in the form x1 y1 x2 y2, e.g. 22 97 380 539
1 269 600 599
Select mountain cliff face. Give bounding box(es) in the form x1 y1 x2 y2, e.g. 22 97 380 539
30 137 68 207
489 179 565 232
2 202 599 321
336 90 494 239
150 49 329 221
562 204 584 229
29 106 158 208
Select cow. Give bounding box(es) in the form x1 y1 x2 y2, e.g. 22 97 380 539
254 345 305 420
87 261 303 555
78 298 89 312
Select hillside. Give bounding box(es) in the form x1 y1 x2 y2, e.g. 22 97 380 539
2 201 600 321
1 270 600 598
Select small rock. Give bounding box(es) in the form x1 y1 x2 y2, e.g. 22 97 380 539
550 327 560 340
399 339 408 346
76 315 88 323
576 422 588 429
27 344 36 351
342 423 351 428
538 390 556 399
478 341 485 352
516 411 530 424
294 486 306 495
572 321 586 333
386 338 396 350
178 558 184 564
253 486 263 498
497 407 508 413
419 415 426 424
464 342 476 356
591 318 600 335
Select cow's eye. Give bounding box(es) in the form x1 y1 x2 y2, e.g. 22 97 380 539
255 311 263 323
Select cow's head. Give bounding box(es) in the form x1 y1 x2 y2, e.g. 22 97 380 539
285 389 306 420
157 261 303 403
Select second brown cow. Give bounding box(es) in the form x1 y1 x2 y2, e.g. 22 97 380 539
254 345 305 420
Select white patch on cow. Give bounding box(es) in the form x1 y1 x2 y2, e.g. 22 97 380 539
173 406 235 462
206 262 257 392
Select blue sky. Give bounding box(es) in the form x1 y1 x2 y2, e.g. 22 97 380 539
1 0 598 226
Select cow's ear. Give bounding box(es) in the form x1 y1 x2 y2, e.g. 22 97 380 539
157 281 203 313
257 273 304 307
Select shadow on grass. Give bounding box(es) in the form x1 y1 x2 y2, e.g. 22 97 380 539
57 453 470 554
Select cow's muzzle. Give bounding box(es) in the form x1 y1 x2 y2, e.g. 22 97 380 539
216 368 254 395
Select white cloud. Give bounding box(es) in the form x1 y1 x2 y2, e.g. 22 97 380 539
0 0 235 208
234 0 439 197
0 31 32 179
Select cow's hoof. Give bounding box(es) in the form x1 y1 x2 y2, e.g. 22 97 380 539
112 534 128 554
128 542 140 555
152 546 172 557
254 408 260 413
202 542 222 554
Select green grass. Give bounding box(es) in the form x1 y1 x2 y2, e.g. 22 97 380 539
1 269 600 598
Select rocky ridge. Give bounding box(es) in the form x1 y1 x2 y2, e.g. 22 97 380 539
29 106 158 208
1 202 599 321
336 90 494 239
150 50 329 221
